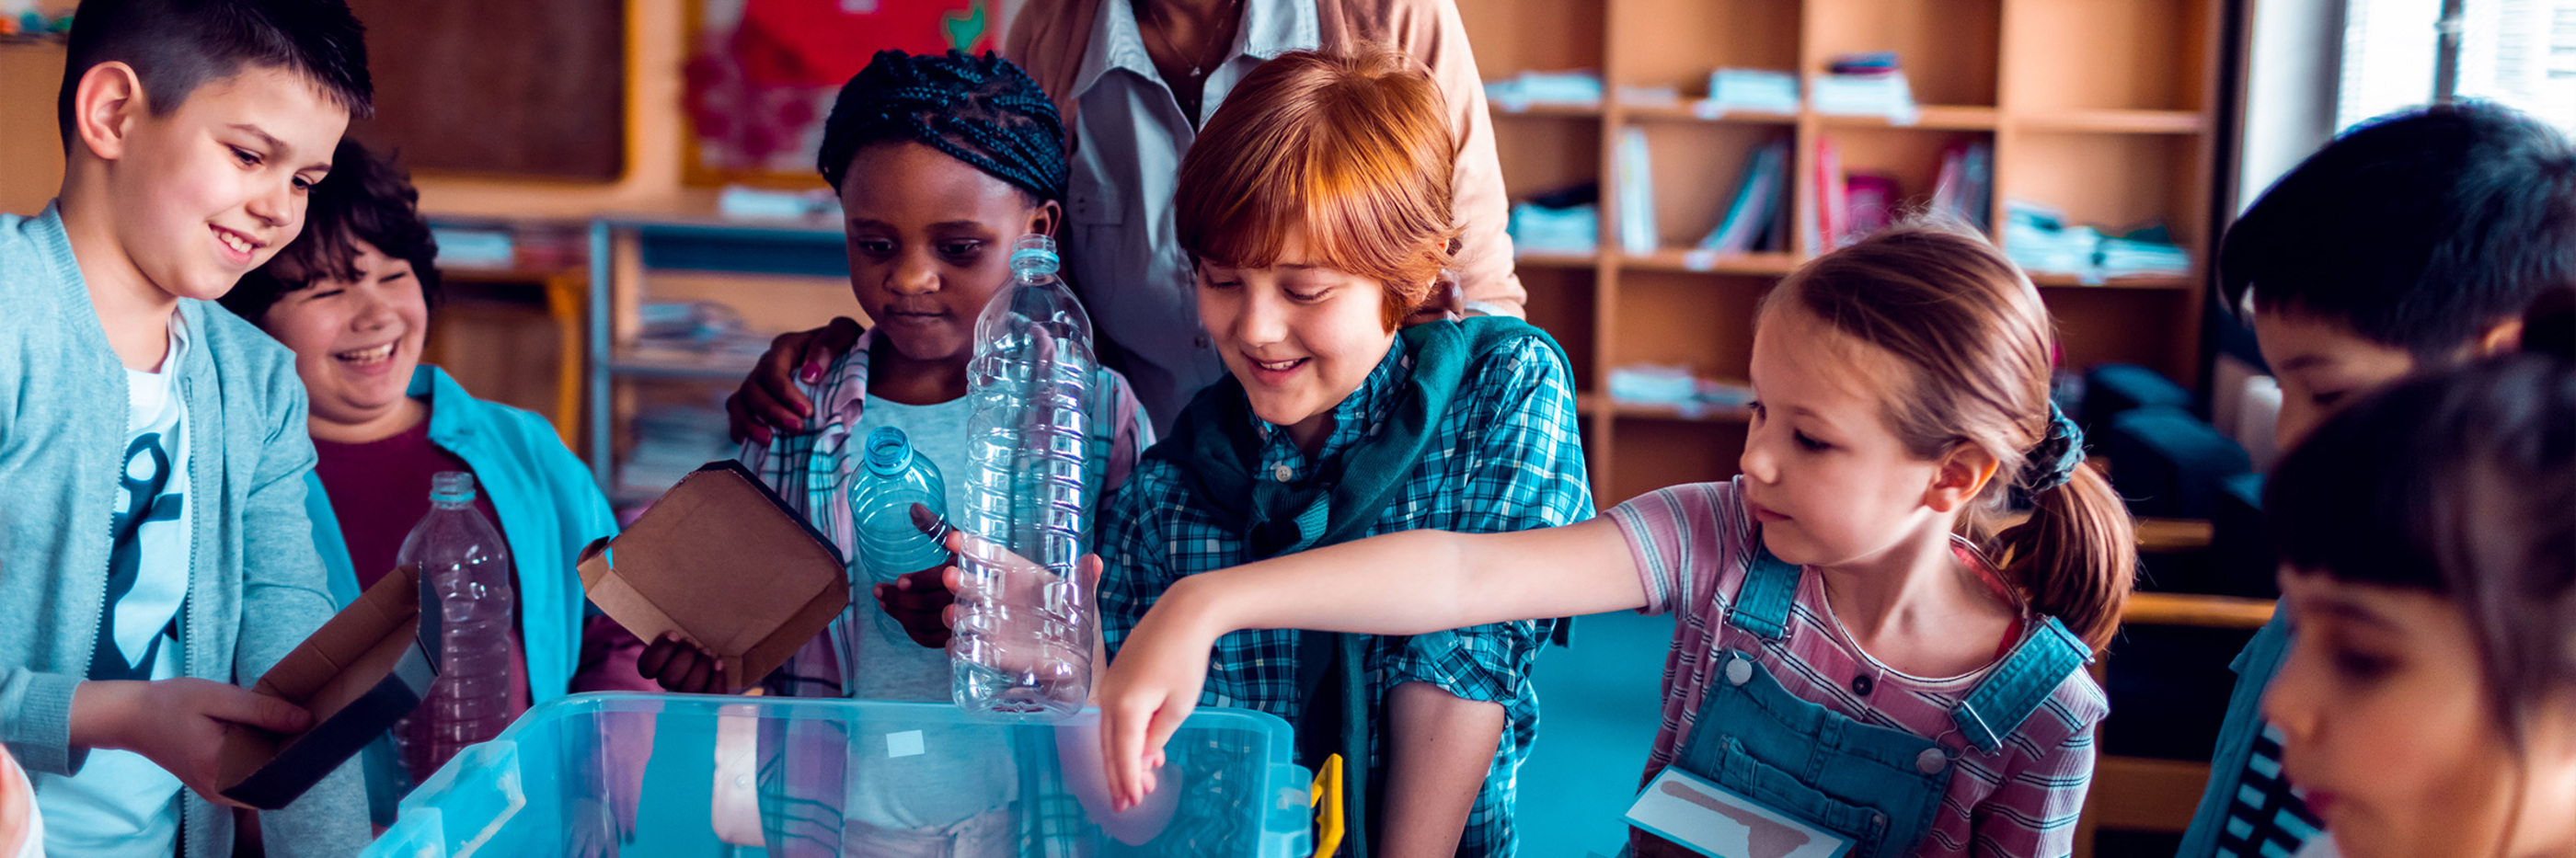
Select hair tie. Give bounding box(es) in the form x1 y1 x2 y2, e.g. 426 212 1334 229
2020 402 2086 492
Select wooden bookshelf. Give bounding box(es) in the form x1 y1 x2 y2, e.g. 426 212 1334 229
1457 0 2221 509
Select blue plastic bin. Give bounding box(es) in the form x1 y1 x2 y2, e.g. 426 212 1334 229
362 693 1312 857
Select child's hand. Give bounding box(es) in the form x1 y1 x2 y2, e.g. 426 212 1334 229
635 634 729 693
69 678 313 807
874 566 953 649
1094 579 1222 812
725 316 864 444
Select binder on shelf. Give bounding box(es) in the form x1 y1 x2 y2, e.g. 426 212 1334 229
1930 141 1995 232
1811 137 1848 249
1697 137 1791 255
1845 173 1900 237
1616 127 1658 255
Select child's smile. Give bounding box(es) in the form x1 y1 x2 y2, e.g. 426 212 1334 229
1196 228 1397 452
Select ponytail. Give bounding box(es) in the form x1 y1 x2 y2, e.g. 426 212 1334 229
1770 222 2139 653
1995 463 2136 652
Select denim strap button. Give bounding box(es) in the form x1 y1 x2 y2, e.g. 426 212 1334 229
1271 463 1294 482
1915 748 1948 775
1724 655 1753 687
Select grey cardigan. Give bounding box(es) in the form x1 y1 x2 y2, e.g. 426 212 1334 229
0 206 368 857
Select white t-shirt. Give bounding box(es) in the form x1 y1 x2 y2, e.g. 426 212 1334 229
840 395 1019 843
35 316 190 857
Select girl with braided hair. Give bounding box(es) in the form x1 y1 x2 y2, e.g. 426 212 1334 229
635 49 1155 857
1091 221 2140 858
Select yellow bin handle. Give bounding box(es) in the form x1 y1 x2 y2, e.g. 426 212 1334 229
1310 754 1346 857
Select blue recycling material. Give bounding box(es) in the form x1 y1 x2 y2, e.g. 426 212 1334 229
362 693 1313 857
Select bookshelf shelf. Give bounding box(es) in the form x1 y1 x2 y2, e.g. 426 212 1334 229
2017 109 2208 134
1817 105 2002 131
1605 398 1755 424
1617 249 1800 276
1514 249 1602 269
1492 102 1607 119
1620 103 1801 125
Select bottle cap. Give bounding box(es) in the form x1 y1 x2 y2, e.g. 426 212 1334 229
431 471 477 504
864 427 914 476
1009 235 1059 280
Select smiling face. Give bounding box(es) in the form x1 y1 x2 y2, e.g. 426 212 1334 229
1196 226 1400 450
839 141 1058 377
1738 304 1960 566
89 64 347 302
2262 569 2576 858
255 237 429 438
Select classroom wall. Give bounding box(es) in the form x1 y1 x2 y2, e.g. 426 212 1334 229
0 0 716 220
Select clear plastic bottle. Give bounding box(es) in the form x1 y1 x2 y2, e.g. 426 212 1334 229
950 235 1097 721
391 472 515 783
848 426 951 645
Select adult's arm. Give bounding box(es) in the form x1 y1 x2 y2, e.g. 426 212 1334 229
1356 0 1526 317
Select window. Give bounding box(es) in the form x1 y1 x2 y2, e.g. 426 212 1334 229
2336 0 2576 133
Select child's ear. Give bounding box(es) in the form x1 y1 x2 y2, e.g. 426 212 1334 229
2474 316 2525 359
1924 443 1999 514
1028 200 1063 239
72 62 147 162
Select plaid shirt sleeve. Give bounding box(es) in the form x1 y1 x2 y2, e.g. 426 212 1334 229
1372 336 1594 858
1376 336 1594 701
742 349 866 700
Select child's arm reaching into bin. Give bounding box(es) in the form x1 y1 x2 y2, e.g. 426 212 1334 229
1089 518 1650 811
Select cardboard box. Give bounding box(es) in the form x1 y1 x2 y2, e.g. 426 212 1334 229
217 564 438 810
578 460 850 692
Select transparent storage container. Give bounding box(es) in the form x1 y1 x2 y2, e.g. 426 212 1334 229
362 693 1312 858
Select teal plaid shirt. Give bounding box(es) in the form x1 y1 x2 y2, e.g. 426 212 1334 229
1100 334 1594 858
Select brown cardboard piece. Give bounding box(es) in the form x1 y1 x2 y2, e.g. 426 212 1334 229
578 460 850 692
216 563 438 810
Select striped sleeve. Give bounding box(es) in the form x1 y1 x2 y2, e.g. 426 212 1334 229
1605 481 1736 617
1967 715 2098 857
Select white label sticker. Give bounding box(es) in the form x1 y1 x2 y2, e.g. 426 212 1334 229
1623 767 1853 858
885 730 926 758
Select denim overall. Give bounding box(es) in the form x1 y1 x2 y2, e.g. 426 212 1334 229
1640 544 2089 858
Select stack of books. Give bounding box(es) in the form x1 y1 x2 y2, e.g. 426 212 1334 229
2004 200 2192 283
1811 51 1918 124
1702 68 1800 116
1484 70 1604 112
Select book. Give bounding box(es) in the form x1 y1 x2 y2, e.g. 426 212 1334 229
1812 137 1848 249
1698 138 1791 255
1844 173 1899 236
1930 140 1995 231
1617 127 1658 254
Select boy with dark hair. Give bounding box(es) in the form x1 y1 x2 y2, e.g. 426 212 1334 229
0 0 374 855
2179 101 2576 858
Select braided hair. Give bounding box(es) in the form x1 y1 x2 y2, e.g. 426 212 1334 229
818 50 1066 205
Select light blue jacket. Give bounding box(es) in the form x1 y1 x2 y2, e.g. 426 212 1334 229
0 206 368 857
300 365 617 821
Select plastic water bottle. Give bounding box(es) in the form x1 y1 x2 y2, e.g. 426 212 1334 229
950 235 1097 721
392 472 515 783
849 426 950 645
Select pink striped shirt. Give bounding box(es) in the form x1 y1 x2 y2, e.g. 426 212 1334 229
1607 478 2107 858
